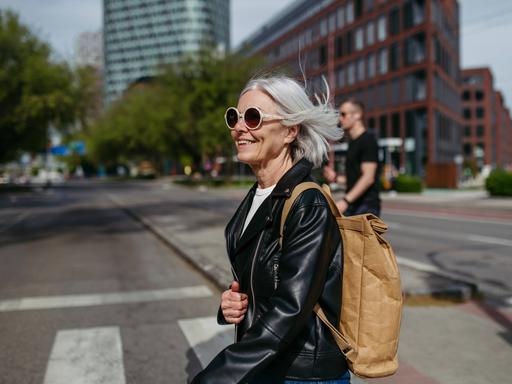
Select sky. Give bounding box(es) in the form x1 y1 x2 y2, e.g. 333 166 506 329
1 0 511 104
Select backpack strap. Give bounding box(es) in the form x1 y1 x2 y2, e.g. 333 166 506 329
279 182 340 245
279 182 353 356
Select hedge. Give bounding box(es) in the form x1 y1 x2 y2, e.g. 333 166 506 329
394 174 424 193
485 169 512 196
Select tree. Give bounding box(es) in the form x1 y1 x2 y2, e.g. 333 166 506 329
0 10 76 163
86 48 263 172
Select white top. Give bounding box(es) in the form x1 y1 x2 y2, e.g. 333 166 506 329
241 184 276 235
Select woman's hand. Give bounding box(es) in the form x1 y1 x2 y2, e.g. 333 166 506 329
220 281 248 324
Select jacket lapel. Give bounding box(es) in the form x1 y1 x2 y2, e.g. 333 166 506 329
235 196 272 253
233 159 314 255
225 185 255 262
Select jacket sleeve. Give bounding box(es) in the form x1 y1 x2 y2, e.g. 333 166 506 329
191 192 337 383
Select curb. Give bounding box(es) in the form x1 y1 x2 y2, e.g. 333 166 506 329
397 257 478 301
107 193 480 301
106 193 229 292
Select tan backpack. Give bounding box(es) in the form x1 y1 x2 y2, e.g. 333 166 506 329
280 182 403 378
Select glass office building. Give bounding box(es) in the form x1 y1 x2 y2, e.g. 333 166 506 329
103 0 230 104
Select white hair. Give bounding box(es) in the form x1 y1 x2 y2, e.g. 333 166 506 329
241 76 342 168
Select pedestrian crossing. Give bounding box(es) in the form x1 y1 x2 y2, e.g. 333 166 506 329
44 327 125 384
2 286 364 383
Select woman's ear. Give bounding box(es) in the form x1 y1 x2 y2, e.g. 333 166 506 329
284 125 299 144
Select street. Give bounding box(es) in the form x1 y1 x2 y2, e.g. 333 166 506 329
1 180 511 384
382 210 512 301
0 183 227 384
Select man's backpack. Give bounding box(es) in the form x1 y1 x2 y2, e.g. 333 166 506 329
279 182 403 378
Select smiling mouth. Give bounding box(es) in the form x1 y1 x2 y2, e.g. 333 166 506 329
237 139 256 146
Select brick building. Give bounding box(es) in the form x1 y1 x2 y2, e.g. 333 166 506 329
495 92 512 170
461 68 512 171
241 0 462 187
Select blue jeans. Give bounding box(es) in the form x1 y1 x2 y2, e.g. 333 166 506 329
284 371 351 383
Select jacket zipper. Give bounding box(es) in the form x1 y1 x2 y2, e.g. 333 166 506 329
249 231 266 325
231 265 240 343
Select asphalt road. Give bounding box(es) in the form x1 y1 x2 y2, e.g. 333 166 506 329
1 180 511 384
381 209 512 301
0 183 226 384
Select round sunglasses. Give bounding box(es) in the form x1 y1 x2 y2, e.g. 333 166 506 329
224 106 283 130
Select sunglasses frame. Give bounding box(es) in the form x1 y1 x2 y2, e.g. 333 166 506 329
225 106 284 130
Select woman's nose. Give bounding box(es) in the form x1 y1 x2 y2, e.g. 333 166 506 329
233 116 247 132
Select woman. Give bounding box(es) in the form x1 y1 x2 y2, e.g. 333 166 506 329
191 76 348 383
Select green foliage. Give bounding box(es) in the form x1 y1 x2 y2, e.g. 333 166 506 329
86 48 263 171
395 174 424 193
485 169 512 197
0 10 77 162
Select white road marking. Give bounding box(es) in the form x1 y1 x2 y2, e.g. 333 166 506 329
0 285 212 312
0 211 30 233
467 234 512 247
396 256 442 274
178 317 368 383
385 222 512 248
178 316 234 368
43 326 125 384
385 209 512 226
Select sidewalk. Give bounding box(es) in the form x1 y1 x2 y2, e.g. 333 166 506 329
106 181 512 384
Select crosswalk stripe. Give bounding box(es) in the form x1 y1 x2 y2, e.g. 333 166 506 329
0 285 213 312
177 316 367 383
178 316 234 368
43 326 125 384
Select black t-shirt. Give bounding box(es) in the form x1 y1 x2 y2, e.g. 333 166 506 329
345 131 380 205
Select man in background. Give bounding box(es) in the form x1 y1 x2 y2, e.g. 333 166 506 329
323 99 381 216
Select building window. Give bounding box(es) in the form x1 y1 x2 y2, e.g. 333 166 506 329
476 125 484 137
366 21 375 45
347 62 355 85
389 7 400 36
356 58 365 81
367 53 376 78
475 90 484 101
462 75 483 85
368 117 376 129
335 35 343 58
463 108 471 120
404 70 426 101
320 18 328 37
355 0 364 19
404 32 426 66
380 115 388 138
337 6 345 29
355 27 364 51
378 47 388 74
403 0 425 30
463 143 472 156
377 15 387 41
392 112 401 137
336 66 345 88
462 90 471 100
329 13 337 33
390 42 400 71
346 30 353 54
346 1 355 24
476 107 485 119
464 125 471 137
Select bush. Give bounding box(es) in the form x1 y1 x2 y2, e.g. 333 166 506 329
395 174 423 193
485 169 512 196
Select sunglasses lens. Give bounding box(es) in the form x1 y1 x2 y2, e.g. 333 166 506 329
225 108 238 128
244 107 262 129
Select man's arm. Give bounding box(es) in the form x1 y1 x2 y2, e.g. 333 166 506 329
336 161 377 213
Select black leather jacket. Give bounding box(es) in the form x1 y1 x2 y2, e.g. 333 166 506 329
191 159 347 383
